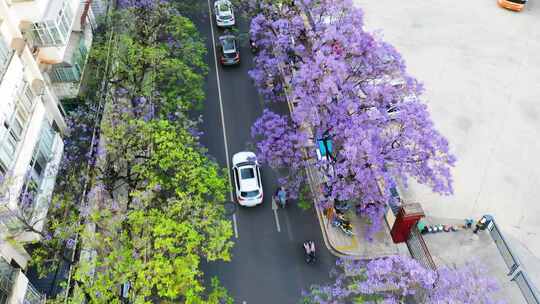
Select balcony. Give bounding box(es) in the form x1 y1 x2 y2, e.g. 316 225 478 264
49 33 88 83
48 21 92 99
0 38 16 84
0 257 44 304
25 0 74 48
14 121 63 236
0 258 15 303
23 283 44 304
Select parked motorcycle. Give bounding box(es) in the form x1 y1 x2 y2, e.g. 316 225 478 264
332 214 354 236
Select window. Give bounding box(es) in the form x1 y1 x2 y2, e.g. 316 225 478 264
0 81 35 170
240 168 255 179
29 0 73 46
256 167 262 188
219 4 229 12
233 168 240 189
19 121 56 210
0 34 14 82
50 65 80 82
0 36 11 65
240 190 259 198
221 39 235 52
50 37 89 83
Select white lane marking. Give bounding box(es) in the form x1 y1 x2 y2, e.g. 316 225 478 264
207 0 237 238
271 197 281 232
232 213 239 238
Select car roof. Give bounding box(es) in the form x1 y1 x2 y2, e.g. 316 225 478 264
232 151 257 166
238 166 259 191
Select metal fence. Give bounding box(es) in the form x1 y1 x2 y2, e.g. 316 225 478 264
512 271 540 304
24 281 46 304
385 198 436 272
489 220 520 274
406 226 437 271
487 220 540 304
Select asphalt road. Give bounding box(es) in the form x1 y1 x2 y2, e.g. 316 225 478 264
192 1 337 303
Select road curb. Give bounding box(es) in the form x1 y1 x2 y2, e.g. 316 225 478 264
304 168 363 259
312 196 349 258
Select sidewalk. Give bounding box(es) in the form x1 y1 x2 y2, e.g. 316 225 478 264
272 16 404 260
276 52 404 259
304 164 405 259
420 216 527 303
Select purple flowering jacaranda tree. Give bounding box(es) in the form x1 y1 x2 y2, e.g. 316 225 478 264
302 256 503 304
249 0 456 237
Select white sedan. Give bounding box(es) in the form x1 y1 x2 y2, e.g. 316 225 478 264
232 152 263 207
214 0 235 27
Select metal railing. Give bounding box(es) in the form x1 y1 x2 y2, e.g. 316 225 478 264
0 48 15 84
487 219 540 304
512 271 540 304
0 258 15 296
386 190 436 272
25 0 74 47
0 257 45 304
406 226 436 271
23 281 45 304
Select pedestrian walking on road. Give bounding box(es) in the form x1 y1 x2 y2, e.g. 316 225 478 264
275 187 287 208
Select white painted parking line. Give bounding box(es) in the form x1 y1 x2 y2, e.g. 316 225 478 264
271 198 281 232
207 0 237 238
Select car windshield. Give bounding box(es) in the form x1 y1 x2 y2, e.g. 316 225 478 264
224 52 237 59
218 3 230 12
240 167 255 179
508 0 527 3
221 39 235 52
220 15 232 20
241 190 259 198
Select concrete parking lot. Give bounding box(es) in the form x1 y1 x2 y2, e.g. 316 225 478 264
354 0 540 286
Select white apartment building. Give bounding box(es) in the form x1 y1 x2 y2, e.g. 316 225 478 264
0 0 102 301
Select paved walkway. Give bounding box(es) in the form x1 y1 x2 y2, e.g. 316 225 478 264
420 216 526 303
314 204 401 258
355 0 540 265
354 0 540 293
306 165 404 259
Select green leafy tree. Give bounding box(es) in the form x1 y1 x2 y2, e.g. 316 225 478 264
71 118 233 302
29 1 234 302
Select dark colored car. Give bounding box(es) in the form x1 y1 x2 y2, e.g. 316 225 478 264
219 35 240 66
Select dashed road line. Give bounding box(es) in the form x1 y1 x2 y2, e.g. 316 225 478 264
232 213 239 238
271 197 281 232
283 211 294 241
